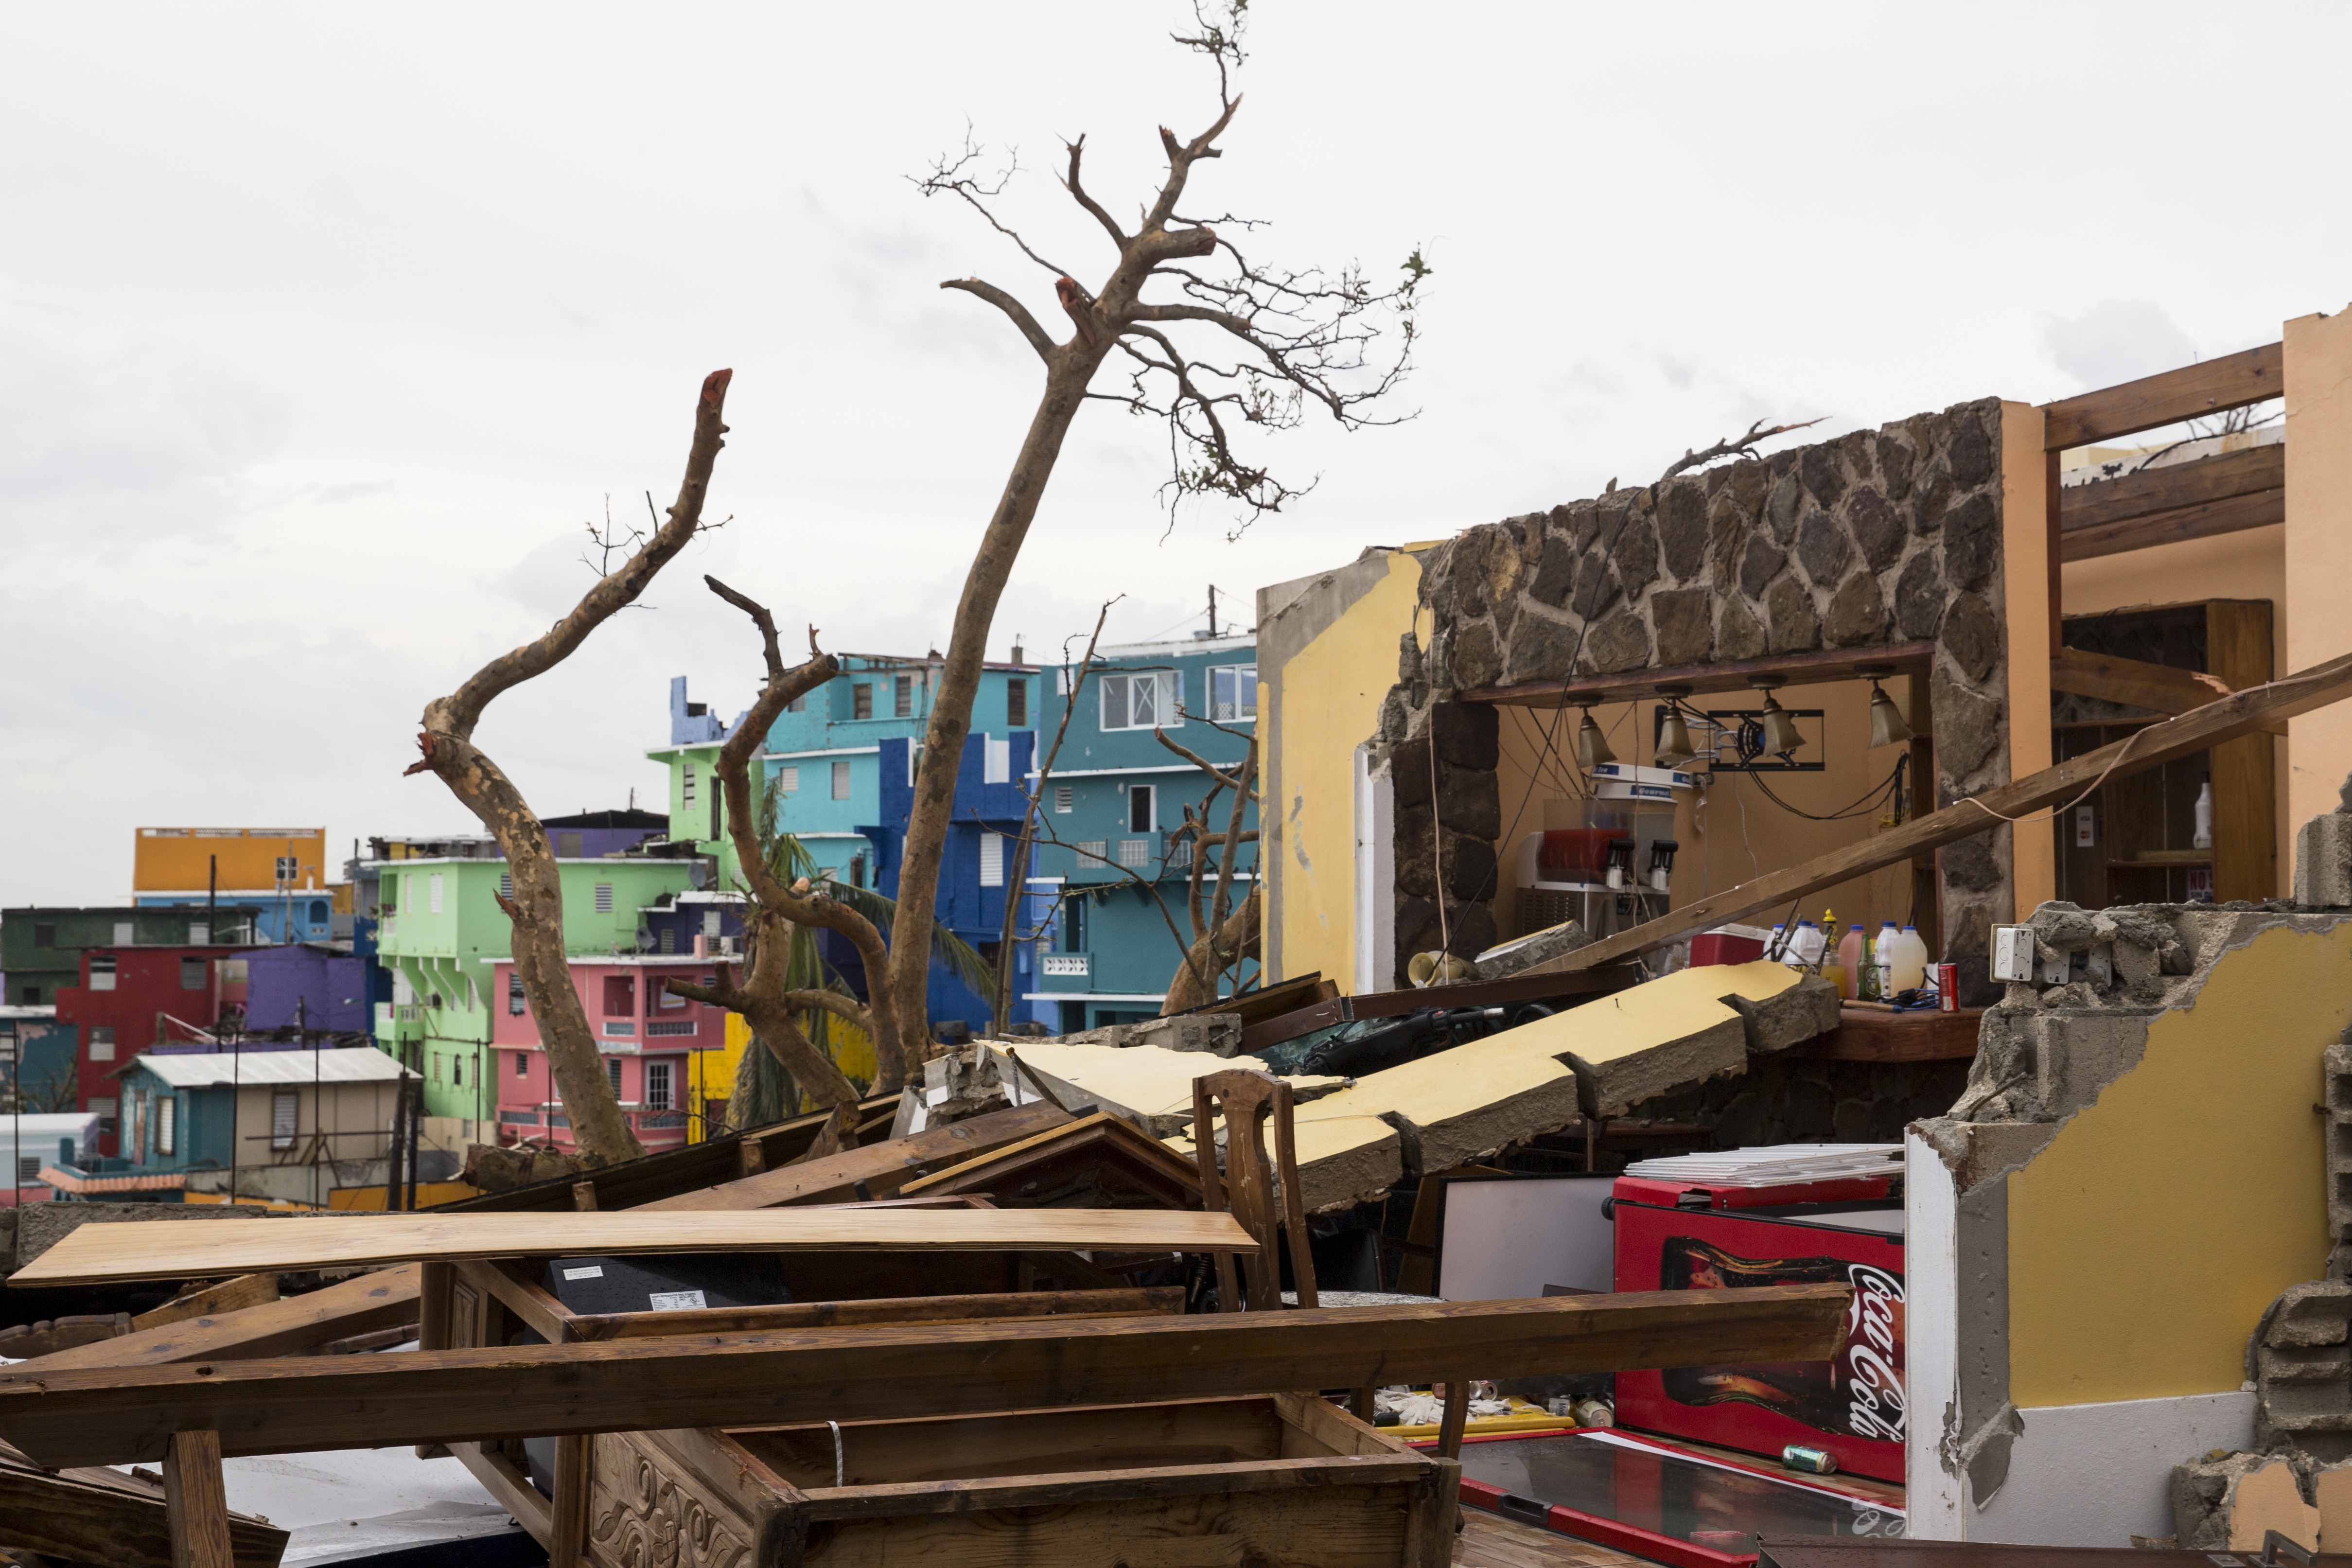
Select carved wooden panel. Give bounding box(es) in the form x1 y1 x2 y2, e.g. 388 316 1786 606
585 1430 757 1568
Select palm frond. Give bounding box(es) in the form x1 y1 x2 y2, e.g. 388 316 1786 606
818 877 998 1007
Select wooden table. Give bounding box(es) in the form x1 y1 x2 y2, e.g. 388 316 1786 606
1791 1004 1983 1063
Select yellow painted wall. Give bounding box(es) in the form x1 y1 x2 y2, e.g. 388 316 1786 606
2286 310 2352 835
692 1010 877 1131
134 828 330 892
2000 402 2055 917
2006 920 2343 1407
1270 550 1427 987
2064 527 2290 896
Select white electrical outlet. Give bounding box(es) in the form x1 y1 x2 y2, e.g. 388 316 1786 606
2086 945 2114 987
1990 925 2037 983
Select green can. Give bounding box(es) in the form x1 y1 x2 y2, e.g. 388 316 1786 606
1781 1445 1839 1475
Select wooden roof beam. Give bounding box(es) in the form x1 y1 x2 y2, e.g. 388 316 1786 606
2042 343 2282 451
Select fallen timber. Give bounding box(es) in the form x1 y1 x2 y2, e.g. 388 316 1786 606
1530 644 2352 974
0 1284 1848 1468
12 1206 1259 1287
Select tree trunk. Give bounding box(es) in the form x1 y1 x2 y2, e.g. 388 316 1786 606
1161 884 1260 1016
884 351 1106 1075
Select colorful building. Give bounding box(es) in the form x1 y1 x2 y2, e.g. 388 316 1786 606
369 856 696 1135
488 954 732 1151
3 904 262 1008
244 940 386 1037
1027 633 1261 1031
133 827 343 945
52 945 253 1156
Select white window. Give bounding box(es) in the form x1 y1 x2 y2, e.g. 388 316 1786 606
1211 664 1258 722
499 870 513 899
608 1058 623 1096
275 854 299 882
271 1090 298 1151
595 883 614 914
778 765 800 795
1054 784 1073 813
428 873 444 914
89 955 117 992
1129 783 1157 832
393 968 416 1005
1117 838 1152 869
88 1026 115 1061
682 763 696 805
984 735 1011 785
646 1059 673 1111
454 1054 464 1087
832 760 852 800
894 674 914 718
981 833 1006 888
88 1096 118 1131
113 921 134 945
188 922 209 945
1077 840 1108 863
702 908 722 939
1099 670 1181 731
1058 667 1073 696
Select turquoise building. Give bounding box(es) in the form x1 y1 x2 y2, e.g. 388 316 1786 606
1027 634 1260 1032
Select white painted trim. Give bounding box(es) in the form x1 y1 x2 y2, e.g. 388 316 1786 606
1018 991 1169 1003
784 832 875 841
1352 742 1395 993
1027 763 1209 779
1905 1129 1963 1539
763 746 881 760
1972 1392 2253 1546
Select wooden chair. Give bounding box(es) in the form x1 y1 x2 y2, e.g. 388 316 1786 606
1189 1068 1317 1312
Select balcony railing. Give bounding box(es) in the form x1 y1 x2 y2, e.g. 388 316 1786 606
1040 953 1089 980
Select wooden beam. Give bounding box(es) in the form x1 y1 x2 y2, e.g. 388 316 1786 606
1527 644 2352 975
565 1285 1185 1342
2062 443 2282 533
162 1429 234 1568
2042 343 2283 450
1462 643 1935 709
0 1440 286 1568
637 1099 1072 1212
11 1207 1257 1287
2060 485 2284 562
0 1286 1850 1468
1791 1007 1984 1063
129 1275 281 1334
2051 646 2231 714
15 1266 421 1372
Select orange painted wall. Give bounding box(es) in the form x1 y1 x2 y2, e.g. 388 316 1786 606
134 828 330 892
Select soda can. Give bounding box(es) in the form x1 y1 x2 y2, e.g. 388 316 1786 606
1934 962 1959 1011
1782 1444 1839 1474
1570 1398 1615 1428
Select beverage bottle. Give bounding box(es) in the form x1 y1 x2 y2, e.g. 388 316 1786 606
1856 929 1879 1001
1793 919 1824 969
2193 778 2214 852
1835 921 1865 1000
1891 924 1930 992
1876 920 1901 998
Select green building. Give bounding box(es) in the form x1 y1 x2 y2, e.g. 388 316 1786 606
2 905 263 1008
371 857 695 1128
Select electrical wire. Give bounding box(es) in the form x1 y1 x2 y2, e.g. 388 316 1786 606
1732 753 1909 823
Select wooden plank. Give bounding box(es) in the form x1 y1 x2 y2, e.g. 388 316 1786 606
16 1267 421 1371
1464 642 1935 710
638 1099 1072 1213
0 1440 286 1568
0 1285 1850 1468
129 1275 281 1334
1236 968 1637 1055
895 1112 1202 1209
2042 342 2283 450
453 1445 553 1546
2210 598 2280 902
1791 1006 1983 1063
2050 646 2231 715
2059 484 2284 562
2062 442 2282 532
14 1204 1254 1286
567 1285 1184 1341
794 1452 1432 1521
162 1429 234 1568
1528 644 2352 974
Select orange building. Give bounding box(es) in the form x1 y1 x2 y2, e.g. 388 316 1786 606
133 828 347 942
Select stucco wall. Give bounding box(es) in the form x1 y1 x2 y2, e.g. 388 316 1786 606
2286 310 2352 837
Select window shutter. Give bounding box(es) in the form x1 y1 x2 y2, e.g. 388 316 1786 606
832 760 852 800
981 833 1005 888
157 1096 176 1157
429 874 444 914
778 765 800 794
1054 784 1073 813
984 736 1011 784
499 871 513 899
683 763 696 805
595 883 615 914
271 1090 298 1151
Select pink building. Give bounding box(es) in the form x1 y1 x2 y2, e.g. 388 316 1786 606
490 955 729 1152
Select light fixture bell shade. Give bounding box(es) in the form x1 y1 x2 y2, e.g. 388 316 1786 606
1575 710 1616 770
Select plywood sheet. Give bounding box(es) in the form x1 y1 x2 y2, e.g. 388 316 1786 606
11 1209 1259 1286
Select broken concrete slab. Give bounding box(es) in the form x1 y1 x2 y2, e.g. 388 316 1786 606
1057 1014 1246 1056
2300 808 2352 909
2173 1451 2320 1551
2251 1280 2352 1462
1726 974 1843 1054
1473 920 1592 981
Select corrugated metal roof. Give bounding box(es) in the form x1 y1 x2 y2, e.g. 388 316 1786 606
132 1047 413 1089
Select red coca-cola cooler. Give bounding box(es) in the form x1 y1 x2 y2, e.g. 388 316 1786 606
1612 1163 1906 1484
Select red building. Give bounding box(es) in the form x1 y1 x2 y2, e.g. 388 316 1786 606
53 946 248 1156
490 955 729 1152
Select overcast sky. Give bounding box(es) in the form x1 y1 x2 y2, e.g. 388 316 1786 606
4 3 2347 906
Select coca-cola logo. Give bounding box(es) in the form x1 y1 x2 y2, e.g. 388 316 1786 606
1843 1264 1906 1443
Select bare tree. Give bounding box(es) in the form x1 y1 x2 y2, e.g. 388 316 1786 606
661 579 909 1105
406 370 735 1165
890 3 1424 1065
1156 717 1260 1014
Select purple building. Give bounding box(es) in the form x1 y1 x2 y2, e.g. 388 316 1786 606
242 941 381 1037
540 808 668 861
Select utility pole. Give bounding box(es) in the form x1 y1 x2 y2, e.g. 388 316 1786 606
1207 585 1218 638
303 996 317 1208
206 855 216 941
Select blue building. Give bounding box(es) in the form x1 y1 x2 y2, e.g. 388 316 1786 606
649 652 1042 1036
1027 634 1260 1032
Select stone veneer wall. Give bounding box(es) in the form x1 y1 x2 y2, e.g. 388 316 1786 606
1377 398 2018 998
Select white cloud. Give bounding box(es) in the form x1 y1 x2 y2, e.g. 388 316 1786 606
2038 299 2201 392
